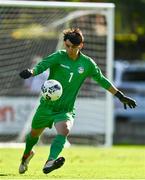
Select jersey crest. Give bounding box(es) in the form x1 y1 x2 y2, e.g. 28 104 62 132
78 66 84 74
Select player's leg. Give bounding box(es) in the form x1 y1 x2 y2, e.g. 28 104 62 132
19 128 44 174
49 120 72 160
43 120 73 174
23 128 44 155
20 100 52 165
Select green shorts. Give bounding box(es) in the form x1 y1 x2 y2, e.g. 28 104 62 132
32 101 75 129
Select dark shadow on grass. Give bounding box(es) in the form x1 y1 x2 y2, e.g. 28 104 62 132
0 173 12 176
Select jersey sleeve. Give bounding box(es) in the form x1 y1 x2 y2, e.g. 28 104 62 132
33 51 60 76
90 59 112 90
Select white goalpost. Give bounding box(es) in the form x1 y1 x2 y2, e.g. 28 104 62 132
0 1 115 146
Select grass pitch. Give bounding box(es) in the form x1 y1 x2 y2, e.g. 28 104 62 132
0 145 145 179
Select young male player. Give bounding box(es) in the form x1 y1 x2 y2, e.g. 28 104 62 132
19 28 136 174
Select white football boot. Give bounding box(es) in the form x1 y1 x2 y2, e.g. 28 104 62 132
19 150 35 174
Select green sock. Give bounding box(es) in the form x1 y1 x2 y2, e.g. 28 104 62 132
48 134 66 160
23 133 39 155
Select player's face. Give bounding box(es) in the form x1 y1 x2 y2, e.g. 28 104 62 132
64 39 83 58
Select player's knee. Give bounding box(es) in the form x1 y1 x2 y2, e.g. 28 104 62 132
64 127 70 136
60 127 70 136
30 128 43 137
31 131 39 137
55 121 71 136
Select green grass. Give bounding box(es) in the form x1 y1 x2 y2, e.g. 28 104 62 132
0 145 145 179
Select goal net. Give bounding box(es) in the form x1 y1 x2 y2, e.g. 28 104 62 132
0 1 115 146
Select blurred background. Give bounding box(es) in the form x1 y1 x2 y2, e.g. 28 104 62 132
0 0 145 145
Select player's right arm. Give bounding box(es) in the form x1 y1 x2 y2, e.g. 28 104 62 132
19 51 60 79
19 69 34 79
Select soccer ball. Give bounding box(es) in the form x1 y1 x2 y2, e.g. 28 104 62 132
41 79 63 101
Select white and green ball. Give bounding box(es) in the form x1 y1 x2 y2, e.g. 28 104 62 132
41 79 63 101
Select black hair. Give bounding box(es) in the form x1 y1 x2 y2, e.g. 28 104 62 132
63 28 84 45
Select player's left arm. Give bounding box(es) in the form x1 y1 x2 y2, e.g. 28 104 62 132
90 62 137 110
107 84 137 109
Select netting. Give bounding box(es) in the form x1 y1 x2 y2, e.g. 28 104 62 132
0 1 114 146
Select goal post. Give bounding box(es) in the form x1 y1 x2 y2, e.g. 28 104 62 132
0 1 115 146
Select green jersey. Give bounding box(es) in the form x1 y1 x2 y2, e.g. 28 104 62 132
33 50 112 112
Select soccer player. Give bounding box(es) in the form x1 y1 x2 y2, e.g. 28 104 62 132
19 28 137 174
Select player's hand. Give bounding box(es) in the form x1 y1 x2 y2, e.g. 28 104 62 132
19 69 33 79
115 91 137 109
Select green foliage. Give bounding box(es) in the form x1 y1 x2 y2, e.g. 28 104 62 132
107 0 145 60
0 145 145 179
